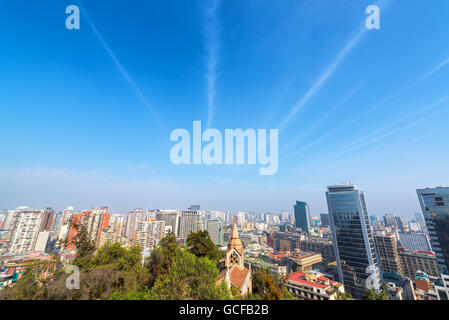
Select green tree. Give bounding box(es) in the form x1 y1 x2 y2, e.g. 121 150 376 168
145 233 179 286
251 268 284 300
0 260 57 300
72 225 95 270
364 283 391 300
148 248 231 300
336 291 353 300
5 242 151 300
186 230 220 262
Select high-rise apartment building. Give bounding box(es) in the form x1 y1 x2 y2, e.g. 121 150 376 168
132 220 165 254
1 210 15 232
398 248 440 278
373 232 403 274
40 208 55 232
66 210 110 250
395 216 409 232
125 209 150 239
57 207 74 243
206 218 223 245
320 213 330 227
3 207 43 254
327 184 382 299
280 211 289 223
294 201 311 233
384 214 398 229
179 210 205 239
0 212 5 230
416 187 449 273
155 211 181 236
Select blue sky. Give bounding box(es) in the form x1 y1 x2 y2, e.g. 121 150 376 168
0 0 448 217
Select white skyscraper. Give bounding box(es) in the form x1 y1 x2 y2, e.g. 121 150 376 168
3 207 44 254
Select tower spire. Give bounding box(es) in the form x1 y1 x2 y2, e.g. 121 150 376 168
228 215 243 257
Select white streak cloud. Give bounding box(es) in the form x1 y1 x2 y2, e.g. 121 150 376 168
79 3 164 131
204 0 221 128
278 28 366 131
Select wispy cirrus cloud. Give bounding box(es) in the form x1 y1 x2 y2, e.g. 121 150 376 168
285 97 449 176
278 0 392 131
285 51 449 160
283 78 368 154
417 55 449 84
278 28 366 131
203 0 221 128
313 97 449 167
79 3 164 131
359 54 449 119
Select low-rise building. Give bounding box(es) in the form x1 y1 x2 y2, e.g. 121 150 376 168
286 250 323 273
285 270 345 300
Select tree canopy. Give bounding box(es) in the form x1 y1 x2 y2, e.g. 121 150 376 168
364 283 391 300
250 268 293 300
186 230 220 262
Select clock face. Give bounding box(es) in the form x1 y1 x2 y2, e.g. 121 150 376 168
1 0 448 217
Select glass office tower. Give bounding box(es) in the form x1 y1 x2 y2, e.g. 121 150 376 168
417 187 449 273
294 201 311 233
326 184 382 299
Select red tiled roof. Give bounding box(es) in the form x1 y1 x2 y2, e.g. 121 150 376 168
290 278 328 289
288 272 306 282
267 252 285 261
6 268 15 276
288 272 329 289
230 266 250 289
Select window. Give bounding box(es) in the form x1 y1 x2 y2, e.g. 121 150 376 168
229 251 240 265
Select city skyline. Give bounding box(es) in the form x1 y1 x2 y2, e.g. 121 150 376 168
0 183 437 220
1 1 449 217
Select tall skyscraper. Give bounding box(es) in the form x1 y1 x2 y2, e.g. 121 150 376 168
369 215 378 227
179 210 205 239
40 207 55 232
417 187 449 273
395 216 409 232
374 232 403 275
3 207 43 254
206 218 223 245
415 212 424 223
294 201 311 233
125 209 150 239
156 211 180 236
384 214 398 229
132 220 165 254
320 213 330 227
66 209 110 250
326 184 382 299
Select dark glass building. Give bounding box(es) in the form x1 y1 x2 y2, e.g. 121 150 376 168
294 201 311 233
417 187 449 274
320 213 330 227
326 184 382 299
